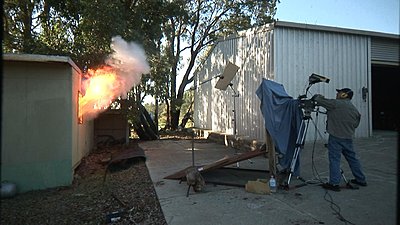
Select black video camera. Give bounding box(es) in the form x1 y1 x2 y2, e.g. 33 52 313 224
297 73 330 118
298 96 317 118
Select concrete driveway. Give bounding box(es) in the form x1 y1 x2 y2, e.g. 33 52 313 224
140 131 397 225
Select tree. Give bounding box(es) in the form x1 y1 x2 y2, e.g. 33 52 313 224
3 0 280 133
3 0 170 136
162 0 279 129
179 89 194 128
3 0 42 53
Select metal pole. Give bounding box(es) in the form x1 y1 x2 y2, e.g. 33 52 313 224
198 74 221 86
229 84 241 167
191 129 195 167
229 84 239 136
233 93 237 136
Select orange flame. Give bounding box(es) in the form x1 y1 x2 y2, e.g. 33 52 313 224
79 66 121 119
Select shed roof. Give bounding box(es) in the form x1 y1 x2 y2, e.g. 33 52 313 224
3 53 81 73
222 20 400 43
274 21 400 39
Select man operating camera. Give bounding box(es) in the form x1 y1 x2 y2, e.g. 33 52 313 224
312 88 367 192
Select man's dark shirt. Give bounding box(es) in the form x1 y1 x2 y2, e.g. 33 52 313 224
313 95 361 139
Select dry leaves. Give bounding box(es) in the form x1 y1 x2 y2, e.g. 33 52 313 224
1 146 167 225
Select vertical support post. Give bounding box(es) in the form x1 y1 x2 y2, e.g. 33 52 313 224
232 93 237 136
191 129 195 167
229 83 239 137
266 129 276 176
229 83 240 167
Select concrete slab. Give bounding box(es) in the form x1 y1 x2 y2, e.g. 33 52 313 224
140 131 398 225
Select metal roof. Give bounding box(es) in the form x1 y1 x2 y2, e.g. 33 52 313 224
3 53 81 73
274 21 400 40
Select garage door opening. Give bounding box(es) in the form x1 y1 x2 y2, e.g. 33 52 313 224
371 65 400 131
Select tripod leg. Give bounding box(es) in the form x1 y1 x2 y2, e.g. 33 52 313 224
287 146 301 185
186 185 191 197
341 169 348 183
341 169 359 190
286 119 309 187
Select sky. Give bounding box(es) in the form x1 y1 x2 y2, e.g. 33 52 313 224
275 0 400 35
148 0 400 104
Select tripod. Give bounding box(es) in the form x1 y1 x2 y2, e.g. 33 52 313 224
285 105 359 190
285 110 312 187
283 73 332 188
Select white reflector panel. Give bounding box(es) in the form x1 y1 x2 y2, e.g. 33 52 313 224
215 62 240 90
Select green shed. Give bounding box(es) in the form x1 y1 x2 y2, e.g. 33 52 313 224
2 54 94 193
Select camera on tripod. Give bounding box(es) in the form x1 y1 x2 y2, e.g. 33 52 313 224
298 96 317 118
297 73 330 118
308 73 330 84
283 73 331 188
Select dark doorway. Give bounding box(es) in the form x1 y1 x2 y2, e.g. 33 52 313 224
371 65 400 130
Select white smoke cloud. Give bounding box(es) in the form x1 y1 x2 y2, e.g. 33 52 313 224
80 36 150 120
105 35 150 99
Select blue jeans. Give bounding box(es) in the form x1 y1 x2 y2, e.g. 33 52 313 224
327 135 366 185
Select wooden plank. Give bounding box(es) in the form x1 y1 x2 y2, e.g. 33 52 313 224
164 149 266 180
266 129 276 176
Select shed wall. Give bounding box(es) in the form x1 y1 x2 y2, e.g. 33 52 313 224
194 24 372 142
194 26 274 141
274 27 370 140
2 61 73 192
72 66 94 169
2 57 93 192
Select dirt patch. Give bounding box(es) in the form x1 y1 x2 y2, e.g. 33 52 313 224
1 144 167 225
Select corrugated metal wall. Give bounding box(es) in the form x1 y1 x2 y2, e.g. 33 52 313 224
194 24 371 142
274 27 370 140
371 37 400 65
194 25 274 141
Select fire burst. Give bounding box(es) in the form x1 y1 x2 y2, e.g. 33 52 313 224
77 36 150 121
79 66 120 119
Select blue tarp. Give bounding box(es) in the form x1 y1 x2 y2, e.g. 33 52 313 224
256 78 303 175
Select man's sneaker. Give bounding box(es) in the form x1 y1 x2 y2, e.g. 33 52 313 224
322 183 341 192
350 179 367 187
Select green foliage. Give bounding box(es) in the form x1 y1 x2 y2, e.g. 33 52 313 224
180 90 194 116
3 0 280 131
3 0 165 68
161 0 279 129
3 0 39 52
142 89 193 130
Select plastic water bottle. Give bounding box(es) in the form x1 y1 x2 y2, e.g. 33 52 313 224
269 175 277 193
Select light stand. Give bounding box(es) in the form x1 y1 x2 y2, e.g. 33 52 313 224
191 129 195 166
228 83 241 167
227 83 253 167
214 62 243 167
214 61 240 139
190 62 240 167
190 75 223 167
228 83 239 137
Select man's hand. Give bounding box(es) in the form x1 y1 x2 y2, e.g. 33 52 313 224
311 94 322 101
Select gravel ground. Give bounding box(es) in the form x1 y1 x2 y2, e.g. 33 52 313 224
1 143 167 225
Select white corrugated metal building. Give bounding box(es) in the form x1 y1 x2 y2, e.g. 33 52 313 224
193 21 400 142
